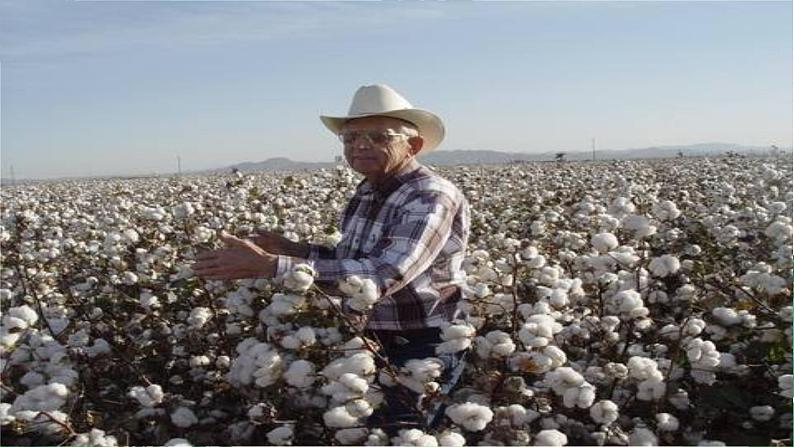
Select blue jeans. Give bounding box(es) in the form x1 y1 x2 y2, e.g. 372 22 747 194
365 327 467 436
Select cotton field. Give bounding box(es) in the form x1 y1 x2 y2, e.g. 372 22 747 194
0 156 792 446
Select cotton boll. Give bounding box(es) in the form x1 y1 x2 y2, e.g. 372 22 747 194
590 400 619 425
629 427 658 446
591 233 618 253
533 429 568 446
187 307 212 329
128 384 164 407
11 383 69 412
749 405 775 422
445 402 494 432
778 374 792 398
436 430 466 447
323 405 359 428
283 360 316 388
71 429 118 447
656 413 679 431
335 428 369 445
392 429 439 447
282 264 315 293
636 378 665 401
170 406 198 428
266 425 294 446
562 383 596 409
648 255 680 277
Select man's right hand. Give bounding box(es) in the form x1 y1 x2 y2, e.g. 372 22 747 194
249 230 310 258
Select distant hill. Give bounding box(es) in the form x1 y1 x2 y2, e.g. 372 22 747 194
2 143 789 184
215 142 787 173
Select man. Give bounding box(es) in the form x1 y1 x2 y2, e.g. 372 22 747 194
194 84 470 433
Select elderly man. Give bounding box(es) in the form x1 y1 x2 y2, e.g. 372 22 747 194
194 84 470 433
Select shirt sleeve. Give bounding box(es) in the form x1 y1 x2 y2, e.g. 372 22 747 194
276 189 459 300
306 243 337 260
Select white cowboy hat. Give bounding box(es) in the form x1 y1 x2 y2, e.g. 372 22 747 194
320 84 445 152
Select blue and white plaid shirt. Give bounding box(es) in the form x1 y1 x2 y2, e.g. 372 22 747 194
276 160 470 330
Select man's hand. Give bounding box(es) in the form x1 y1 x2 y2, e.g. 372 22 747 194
193 232 277 280
249 229 310 258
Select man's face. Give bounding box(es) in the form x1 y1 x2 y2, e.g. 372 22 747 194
340 116 422 182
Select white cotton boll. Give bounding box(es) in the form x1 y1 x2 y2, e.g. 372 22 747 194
404 358 445 383
684 318 706 336
11 383 69 412
445 402 493 432
562 383 596 409
87 339 111 357
749 405 775 421
323 405 359 428
170 406 198 428
636 378 666 401
283 360 316 388
364 428 389 446
591 232 618 253
545 367 585 395
164 438 192 447
608 197 635 217
20 371 45 389
778 374 792 398
71 428 118 447
122 271 139 285
627 357 661 381
622 214 657 238
187 307 212 329
765 219 793 243
436 430 466 447
128 384 164 407
475 331 516 359
172 202 195 220
139 293 160 310
282 264 315 293
590 400 619 425
534 429 568 446
190 355 211 368
0 403 15 425
3 305 39 330
437 321 476 354
656 413 679 431
266 425 294 446
648 255 680 277
346 399 373 418
392 429 439 447
227 339 284 388
335 428 369 445
652 200 681 221
711 307 741 326
668 389 690 410
629 427 658 446
542 345 567 368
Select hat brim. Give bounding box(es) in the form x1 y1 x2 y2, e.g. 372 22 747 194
320 108 445 153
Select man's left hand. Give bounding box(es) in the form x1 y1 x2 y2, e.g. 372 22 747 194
193 232 277 280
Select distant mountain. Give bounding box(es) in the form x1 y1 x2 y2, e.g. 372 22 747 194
214 143 787 173
2 143 788 184
419 143 785 165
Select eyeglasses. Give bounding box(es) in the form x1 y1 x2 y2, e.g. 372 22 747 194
338 130 409 147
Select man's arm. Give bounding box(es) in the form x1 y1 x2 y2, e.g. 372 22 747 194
276 190 459 300
251 230 336 259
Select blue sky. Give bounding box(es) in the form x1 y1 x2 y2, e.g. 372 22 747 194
1 1 791 179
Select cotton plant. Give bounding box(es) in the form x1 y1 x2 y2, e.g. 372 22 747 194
1 157 792 445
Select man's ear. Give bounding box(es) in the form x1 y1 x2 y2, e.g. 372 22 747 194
408 136 424 156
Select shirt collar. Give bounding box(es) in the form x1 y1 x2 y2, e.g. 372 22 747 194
357 160 423 198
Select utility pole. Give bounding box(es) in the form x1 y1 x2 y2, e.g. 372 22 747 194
177 155 182 176
592 138 596 161
10 164 15 186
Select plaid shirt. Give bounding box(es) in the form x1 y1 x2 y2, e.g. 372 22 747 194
276 160 470 330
